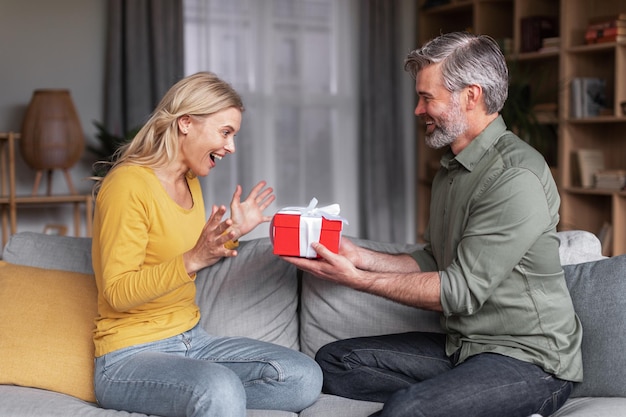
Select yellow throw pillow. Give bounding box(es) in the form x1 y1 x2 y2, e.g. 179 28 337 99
0 261 97 402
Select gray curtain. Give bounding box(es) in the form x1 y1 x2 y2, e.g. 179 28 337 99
358 0 407 242
104 0 184 136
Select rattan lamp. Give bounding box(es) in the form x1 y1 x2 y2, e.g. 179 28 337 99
20 89 85 195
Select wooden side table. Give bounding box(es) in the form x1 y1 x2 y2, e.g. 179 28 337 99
0 132 93 246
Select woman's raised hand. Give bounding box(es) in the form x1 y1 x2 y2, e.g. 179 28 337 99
229 181 275 238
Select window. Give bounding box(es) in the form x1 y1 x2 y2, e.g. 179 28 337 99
184 0 358 239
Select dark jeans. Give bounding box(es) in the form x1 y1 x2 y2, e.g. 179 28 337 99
315 332 573 417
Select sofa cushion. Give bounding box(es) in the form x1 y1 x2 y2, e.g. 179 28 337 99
2 232 93 274
299 393 382 417
563 255 626 397
194 238 300 350
0 261 97 403
299 238 443 358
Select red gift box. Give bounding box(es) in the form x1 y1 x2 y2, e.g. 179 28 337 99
270 198 347 258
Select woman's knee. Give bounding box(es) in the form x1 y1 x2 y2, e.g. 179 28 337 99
190 365 246 417
277 353 323 411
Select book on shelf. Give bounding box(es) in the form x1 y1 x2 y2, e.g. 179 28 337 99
594 169 626 190
521 16 558 52
586 32 626 44
586 26 626 37
587 35 626 44
586 14 626 44
570 77 607 119
575 149 605 188
538 36 560 53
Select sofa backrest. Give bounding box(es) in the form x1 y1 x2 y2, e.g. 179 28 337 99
194 238 300 350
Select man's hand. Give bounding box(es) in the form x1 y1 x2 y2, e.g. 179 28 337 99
282 241 371 291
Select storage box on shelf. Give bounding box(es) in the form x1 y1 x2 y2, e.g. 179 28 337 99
559 0 626 256
0 132 93 246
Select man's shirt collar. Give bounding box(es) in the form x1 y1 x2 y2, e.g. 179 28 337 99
441 115 507 172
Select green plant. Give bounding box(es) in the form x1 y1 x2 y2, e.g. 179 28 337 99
88 121 140 176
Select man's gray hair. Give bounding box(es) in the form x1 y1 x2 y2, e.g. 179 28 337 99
404 32 509 114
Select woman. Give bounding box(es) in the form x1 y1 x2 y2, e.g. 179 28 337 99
91 72 322 417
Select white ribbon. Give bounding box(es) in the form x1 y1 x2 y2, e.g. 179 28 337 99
276 198 348 258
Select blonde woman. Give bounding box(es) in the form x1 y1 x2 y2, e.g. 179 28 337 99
91 72 322 417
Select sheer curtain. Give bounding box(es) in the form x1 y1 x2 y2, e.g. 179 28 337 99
184 0 359 240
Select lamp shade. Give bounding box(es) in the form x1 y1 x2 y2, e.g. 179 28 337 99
20 89 84 170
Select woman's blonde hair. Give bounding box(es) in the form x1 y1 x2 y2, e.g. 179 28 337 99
93 72 243 191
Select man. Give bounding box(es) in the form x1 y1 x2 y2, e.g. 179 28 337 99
282 31 582 417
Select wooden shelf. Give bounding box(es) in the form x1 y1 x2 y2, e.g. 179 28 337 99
566 116 626 124
0 132 93 246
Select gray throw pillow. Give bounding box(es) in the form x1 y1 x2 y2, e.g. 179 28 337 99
563 255 626 397
2 232 93 274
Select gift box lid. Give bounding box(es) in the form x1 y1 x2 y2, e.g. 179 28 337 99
272 212 343 231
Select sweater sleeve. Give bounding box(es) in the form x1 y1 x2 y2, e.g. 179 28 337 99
93 167 198 312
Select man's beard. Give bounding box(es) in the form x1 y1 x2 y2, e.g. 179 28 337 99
425 93 468 149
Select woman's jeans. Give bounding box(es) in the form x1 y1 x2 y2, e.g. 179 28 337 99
315 332 573 417
94 324 322 417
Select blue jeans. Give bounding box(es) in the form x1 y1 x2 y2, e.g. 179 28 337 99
94 324 322 417
315 332 572 417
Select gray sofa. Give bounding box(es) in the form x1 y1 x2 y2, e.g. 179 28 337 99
0 230 625 417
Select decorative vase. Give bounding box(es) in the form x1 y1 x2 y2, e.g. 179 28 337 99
20 89 85 195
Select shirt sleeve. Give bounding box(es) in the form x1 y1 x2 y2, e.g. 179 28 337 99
95 170 193 312
440 168 553 316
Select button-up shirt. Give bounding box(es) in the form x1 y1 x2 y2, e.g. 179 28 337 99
411 116 583 382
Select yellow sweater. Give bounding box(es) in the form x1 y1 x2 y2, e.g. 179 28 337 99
92 165 206 357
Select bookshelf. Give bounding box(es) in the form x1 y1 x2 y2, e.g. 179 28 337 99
559 1 626 256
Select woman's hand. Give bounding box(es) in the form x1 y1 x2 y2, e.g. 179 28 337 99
183 205 239 275
229 181 275 237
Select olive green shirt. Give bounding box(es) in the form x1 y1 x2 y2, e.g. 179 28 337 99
411 116 583 382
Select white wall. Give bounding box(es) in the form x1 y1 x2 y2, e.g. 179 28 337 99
0 0 106 235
